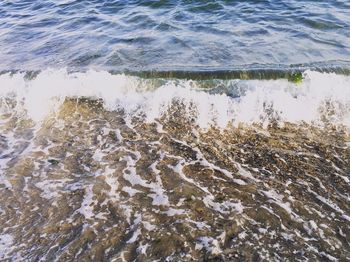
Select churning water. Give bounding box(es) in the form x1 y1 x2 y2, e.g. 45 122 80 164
0 0 350 261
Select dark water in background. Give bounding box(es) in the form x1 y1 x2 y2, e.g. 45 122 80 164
1 0 350 71
1 1 350 261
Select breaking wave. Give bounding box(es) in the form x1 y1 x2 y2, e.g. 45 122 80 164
0 69 349 129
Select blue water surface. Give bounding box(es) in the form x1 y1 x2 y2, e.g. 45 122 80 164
0 0 350 71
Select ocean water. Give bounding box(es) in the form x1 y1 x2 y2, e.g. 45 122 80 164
1 0 350 71
0 1 350 261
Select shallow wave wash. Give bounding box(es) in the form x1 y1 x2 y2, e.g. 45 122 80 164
0 69 349 260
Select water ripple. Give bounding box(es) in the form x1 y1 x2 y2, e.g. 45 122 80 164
0 0 349 71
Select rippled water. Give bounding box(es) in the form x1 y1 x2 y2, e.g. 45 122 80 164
0 1 350 261
1 0 350 71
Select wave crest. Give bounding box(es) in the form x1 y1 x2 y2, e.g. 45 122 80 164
0 69 349 129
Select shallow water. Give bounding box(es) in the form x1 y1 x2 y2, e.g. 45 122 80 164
0 70 349 261
0 97 350 261
1 0 350 261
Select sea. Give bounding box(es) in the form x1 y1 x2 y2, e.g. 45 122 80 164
0 0 350 261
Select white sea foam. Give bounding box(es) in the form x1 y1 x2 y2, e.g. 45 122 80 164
0 69 349 128
0 233 14 259
195 236 222 255
76 185 95 220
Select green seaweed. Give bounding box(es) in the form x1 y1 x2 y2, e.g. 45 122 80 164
289 72 303 84
48 159 59 165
